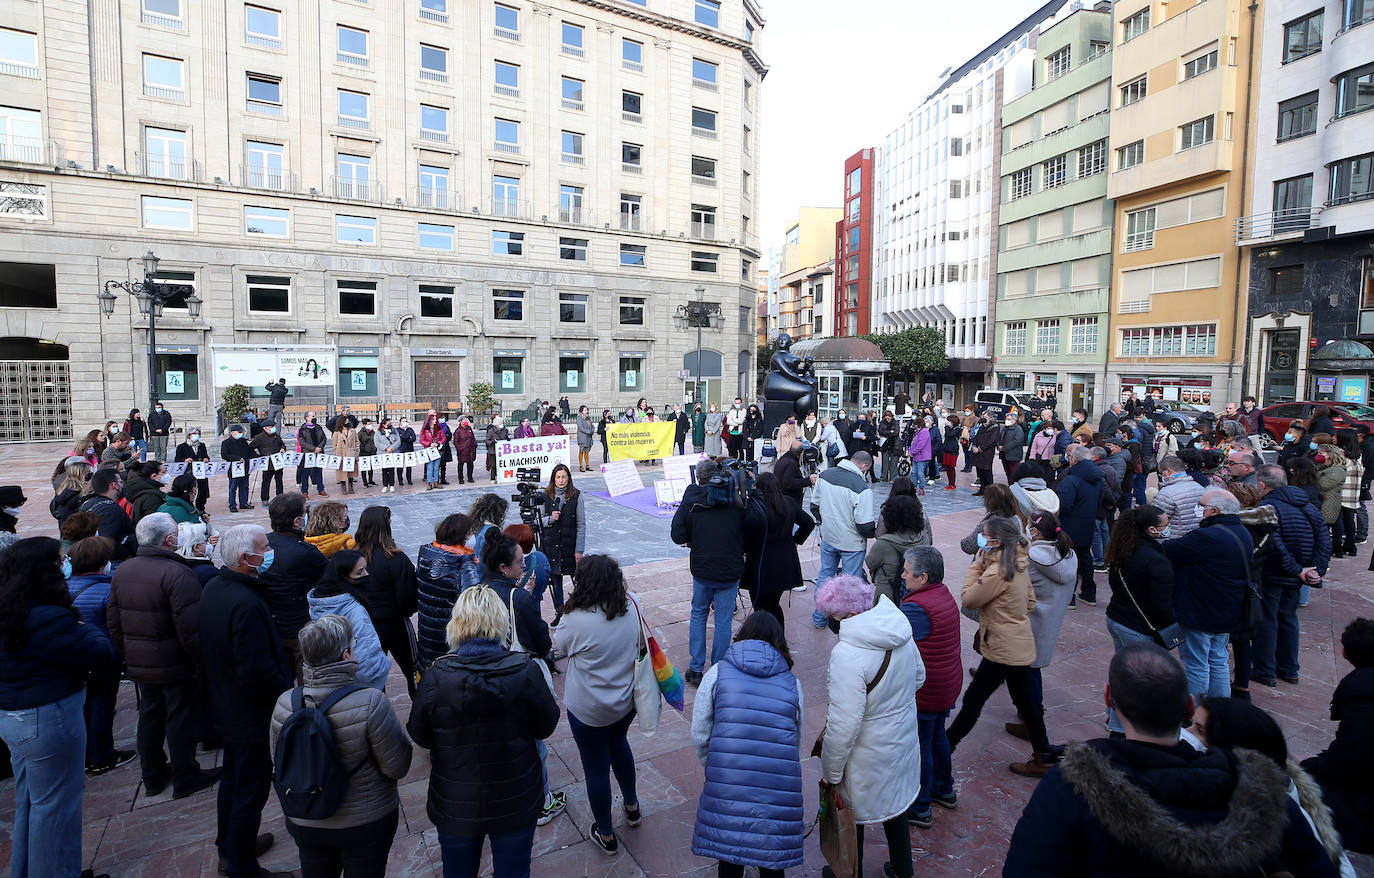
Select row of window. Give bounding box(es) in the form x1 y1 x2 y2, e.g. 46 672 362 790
1119 324 1218 358
1283 3 1373 65
1002 317 1100 357
140 195 737 272
1007 140 1107 200
1269 153 1374 215
1276 65 1374 146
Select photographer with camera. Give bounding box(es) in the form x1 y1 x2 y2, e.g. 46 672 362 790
671 458 764 685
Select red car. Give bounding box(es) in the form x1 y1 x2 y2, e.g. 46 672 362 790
1258 401 1374 442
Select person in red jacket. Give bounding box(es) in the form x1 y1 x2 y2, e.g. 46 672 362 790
897 545 963 829
453 417 478 485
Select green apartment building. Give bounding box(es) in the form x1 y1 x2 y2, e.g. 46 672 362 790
995 3 1113 418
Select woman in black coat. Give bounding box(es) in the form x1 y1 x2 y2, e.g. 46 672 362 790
970 413 1001 495
741 473 815 631
742 405 765 463
354 506 419 696
1103 504 1175 734
407 584 560 878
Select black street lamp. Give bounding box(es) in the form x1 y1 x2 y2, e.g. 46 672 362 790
99 250 202 415
672 285 722 405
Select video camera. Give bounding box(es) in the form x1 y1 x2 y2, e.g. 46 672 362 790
510 467 547 534
703 457 758 509
800 440 821 476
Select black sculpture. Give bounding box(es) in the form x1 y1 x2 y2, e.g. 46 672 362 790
763 333 818 418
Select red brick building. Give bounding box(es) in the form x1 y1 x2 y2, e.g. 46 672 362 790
834 148 875 336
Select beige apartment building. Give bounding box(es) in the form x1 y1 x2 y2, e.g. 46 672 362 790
775 205 840 340
0 0 766 440
1105 0 1256 408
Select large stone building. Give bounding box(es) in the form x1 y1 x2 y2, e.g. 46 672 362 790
994 4 1114 418
1238 0 1374 407
1104 0 1254 408
869 0 1067 407
0 0 766 440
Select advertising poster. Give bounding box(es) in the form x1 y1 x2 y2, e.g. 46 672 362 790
165 371 185 394
279 351 337 386
496 434 572 484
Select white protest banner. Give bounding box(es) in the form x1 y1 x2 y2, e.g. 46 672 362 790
249 457 267 472
601 458 644 497
496 434 572 485
270 452 288 469
358 456 373 472
654 479 687 506
230 461 247 478
341 457 356 472
402 452 419 467
663 452 705 484
426 446 443 462
213 462 231 476
326 455 342 470
191 462 211 479
167 463 188 477
287 452 304 466
304 453 321 469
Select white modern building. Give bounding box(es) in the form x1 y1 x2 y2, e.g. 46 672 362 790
1239 0 1374 405
0 0 766 441
870 0 1066 404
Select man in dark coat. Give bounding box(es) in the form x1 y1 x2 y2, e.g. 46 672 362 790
1302 617 1374 855
970 413 1001 495
264 378 289 429
1253 465 1330 687
1004 643 1340 878
80 468 137 560
221 425 254 512
296 412 328 498
148 402 173 460
108 512 220 797
199 524 293 878
673 404 691 456
249 424 286 503
1056 445 1104 605
772 440 811 506
1098 402 1124 437
1160 489 1252 703
259 492 327 669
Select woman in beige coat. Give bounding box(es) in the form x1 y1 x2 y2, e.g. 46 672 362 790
946 515 1058 778
271 614 412 877
334 420 361 494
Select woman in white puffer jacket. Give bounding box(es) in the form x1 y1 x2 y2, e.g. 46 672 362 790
815 573 924 878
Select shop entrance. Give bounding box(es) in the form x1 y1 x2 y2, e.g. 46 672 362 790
413 359 462 412
0 338 72 443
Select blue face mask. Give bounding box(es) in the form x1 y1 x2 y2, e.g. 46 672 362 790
256 549 275 574
976 533 990 550
61 557 72 579
1309 442 1318 451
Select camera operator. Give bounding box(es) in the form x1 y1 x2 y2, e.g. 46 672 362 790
772 438 812 507
537 463 584 624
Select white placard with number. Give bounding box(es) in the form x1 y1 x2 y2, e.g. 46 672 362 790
663 453 705 484
601 458 644 497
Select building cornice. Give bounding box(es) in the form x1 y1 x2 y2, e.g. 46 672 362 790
570 0 769 78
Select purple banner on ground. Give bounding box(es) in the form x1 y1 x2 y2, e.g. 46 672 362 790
586 486 677 519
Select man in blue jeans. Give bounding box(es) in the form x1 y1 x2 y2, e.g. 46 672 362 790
1252 464 1329 688
809 451 876 627
670 459 763 685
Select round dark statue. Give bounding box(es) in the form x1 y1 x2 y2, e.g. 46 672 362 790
763 334 817 417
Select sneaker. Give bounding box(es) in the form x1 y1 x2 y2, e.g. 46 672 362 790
907 810 933 829
943 485 957 491
537 790 568 826
684 669 703 686
588 823 618 855
1279 674 1300 685
88 749 137 775
173 767 223 799
791 583 809 592
1076 593 1097 606
1093 562 1108 572
931 791 958 810
624 801 642 827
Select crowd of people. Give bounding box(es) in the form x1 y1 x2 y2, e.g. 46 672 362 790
0 386 1370 878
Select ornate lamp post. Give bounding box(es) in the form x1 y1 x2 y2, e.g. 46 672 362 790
672 285 722 405
98 250 202 415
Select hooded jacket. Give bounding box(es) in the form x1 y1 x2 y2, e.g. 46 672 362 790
1162 514 1252 633
1026 541 1076 668
1302 666 1374 855
809 459 876 552
1314 447 1348 525
1152 474 1205 537
820 596 924 824
866 530 927 606
415 543 482 670
305 532 356 558
1011 477 1060 519
270 659 413 829
306 587 392 690
1260 485 1332 587
1004 738 1340 878
107 545 204 683
260 529 328 643
690 640 804 870
961 542 1036 666
1055 460 1103 546
406 640 560 836
672 482 761 582
123 475 167 522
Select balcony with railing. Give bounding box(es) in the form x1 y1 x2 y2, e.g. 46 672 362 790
492 140 520 154
561 98 584 111
691 125 717 139
337 115 370 130
420 67 448 83
494 84 519 98
691 173 717 187
337 51 368 67
619 213 647 232
419 128 449 143
332 176 383 201
691 221 716 240
143 83 185 101
558 207 584 224
622 162 643 175
141 10 184 28
247 99 284 116
490 197 529 218
562 44 584 58
419 6 447 22
622 59 642 72
1122 230 1153 253
415 186 450 209
240 164 296 191
137 152 202 181
245 33 282 49
1235 207 1323 243
0 136 46 164
561 152 584 165
0 59 39 78
494 25 519 40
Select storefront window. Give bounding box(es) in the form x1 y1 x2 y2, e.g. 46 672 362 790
493 355 524 394
156 353 199 401
818 374 841 418
338 354 379 397
619 356 644 392
559 356 587 393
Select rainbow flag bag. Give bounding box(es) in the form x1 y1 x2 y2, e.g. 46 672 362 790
627 594 685 736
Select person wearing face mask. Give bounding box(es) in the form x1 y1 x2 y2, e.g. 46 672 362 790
484 416 508 482
1160 489 1254 706
174 427 212 514
199 524 294 878
79 469 138 562
260 492 328 674
396 418 417 487
147 402 173 460
704 403 726 458
970 412 1002 495
306 551 391 691
65 536 136 778
250 420 287 503
221 424 254 513
356 419 378 489
434 414 455 486
333 415 361 495
1102 505 1176 735
999 412 1027 483
1150 455 1206 539
1070 409 1093 444
295 412 329 498
108 512 224 800
0 485 25 534
1276 423 1311 467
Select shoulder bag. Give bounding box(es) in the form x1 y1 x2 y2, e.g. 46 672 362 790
626 594 685 736
1112 565 1183 650
1219 527 1263 633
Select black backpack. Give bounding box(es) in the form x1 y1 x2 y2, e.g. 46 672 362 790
272 684 369 820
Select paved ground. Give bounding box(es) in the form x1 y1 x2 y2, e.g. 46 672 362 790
2 440 1372 876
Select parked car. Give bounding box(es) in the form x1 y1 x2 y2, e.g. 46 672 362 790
974 389 1043 420
1147 402 1216 435
1259 401 1374 441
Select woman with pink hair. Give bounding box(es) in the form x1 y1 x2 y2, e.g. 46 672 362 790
814 574 924 878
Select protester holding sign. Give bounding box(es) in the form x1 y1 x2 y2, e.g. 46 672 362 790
174 428 212 514
221 426 253 512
